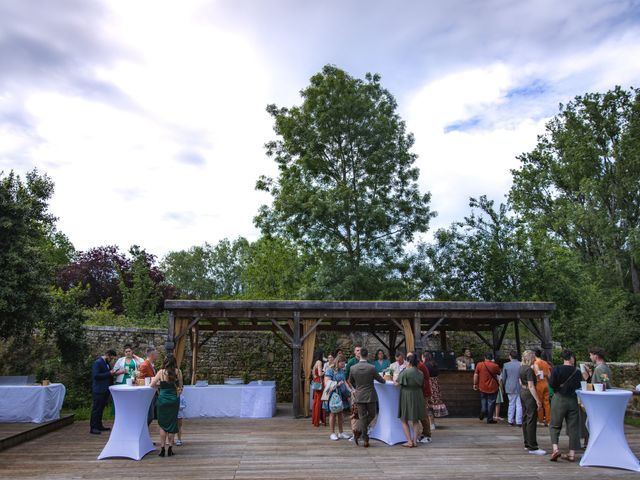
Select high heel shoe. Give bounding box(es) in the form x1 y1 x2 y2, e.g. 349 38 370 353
168 446 174 457
159 447 165 457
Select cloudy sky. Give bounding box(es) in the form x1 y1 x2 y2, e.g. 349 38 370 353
2 0 640 258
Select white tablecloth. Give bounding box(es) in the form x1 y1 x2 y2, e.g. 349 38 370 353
98 385 155 461
578 389 640 472
0 383 65 423
370 382 411 445
182 384 276 418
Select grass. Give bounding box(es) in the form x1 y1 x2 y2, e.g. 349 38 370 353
62 406 114 422
625 416 640 428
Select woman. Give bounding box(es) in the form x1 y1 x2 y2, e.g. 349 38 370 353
374 349 390 373
323 355 351 441
150 355 183 457
113 344 143 384
520 350 545 455
549 349 582 462
323 353 334 374
494 374 505 422
397 353 424 447
423 351 448 429
311 350 326 427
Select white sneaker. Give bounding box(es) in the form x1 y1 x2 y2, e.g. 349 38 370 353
175 440 183 446
431 423 436 430
330 433 339 441
528 449 546 455
419 436 432 444
339 432 351 440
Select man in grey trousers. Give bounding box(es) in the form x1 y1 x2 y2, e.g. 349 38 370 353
348 348 386 447
502 350 523 426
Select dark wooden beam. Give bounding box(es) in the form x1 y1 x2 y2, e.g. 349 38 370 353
292 311 302 418
473 330 493 350
420 317 445 344
371 331 390 351
269 318 293 344
174 316 202 342
301 318 323 344
514 319 522 357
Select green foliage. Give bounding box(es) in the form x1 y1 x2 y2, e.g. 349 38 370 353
255 65 434 299
119 246 161 321
45 286 88 363
0 169 57 339
160 238 250 299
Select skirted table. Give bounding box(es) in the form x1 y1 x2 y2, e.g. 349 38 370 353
577 389 640 472
370 382 412 445
182 384 276 418
98 385 155 461
0 383 66 423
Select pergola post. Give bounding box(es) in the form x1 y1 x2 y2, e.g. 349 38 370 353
388 328 397 359
413 313 422 357
440 329 447 352
491 326 499 359
190 324 199 385
292 311 302 418
514 319 522 357
541 314 553 361
165 311 175 355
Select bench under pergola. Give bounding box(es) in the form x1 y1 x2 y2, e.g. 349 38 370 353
164 300 555 417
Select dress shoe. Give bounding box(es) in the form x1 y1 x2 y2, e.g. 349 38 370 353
353 430 361 446
487 419 497 424
99 427 111 431
159 447 165 457
478 412 485 421
90 429 102 434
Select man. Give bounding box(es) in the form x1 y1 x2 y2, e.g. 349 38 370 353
90 349 123 434
348 348 386 448
415 352 433 444
473 352 500 424
582 347 612 388
502 350 522 427
390 351 407 382
345 346 362 382
456 348 475 370
533 348 551 426
138 346 159 426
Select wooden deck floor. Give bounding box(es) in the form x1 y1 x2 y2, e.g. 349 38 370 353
1 407 640 479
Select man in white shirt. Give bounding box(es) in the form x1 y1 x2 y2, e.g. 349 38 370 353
390 351 407 382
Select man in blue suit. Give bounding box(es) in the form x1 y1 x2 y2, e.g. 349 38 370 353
90 349 123 434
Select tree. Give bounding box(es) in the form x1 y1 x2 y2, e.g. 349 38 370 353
255 65 434 299
0 170 56 339
161 238 250 299
510 86 640 294
119 246 162 320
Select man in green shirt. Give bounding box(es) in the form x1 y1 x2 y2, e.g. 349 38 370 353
582 347 612 388
345 346 362 384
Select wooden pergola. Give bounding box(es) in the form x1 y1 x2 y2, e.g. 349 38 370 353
164 300 555 417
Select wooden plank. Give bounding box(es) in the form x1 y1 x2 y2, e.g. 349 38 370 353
0 415 74 452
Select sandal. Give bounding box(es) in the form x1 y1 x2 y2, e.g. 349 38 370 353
401 442 414 448
550 450 561 462
561 453 576 462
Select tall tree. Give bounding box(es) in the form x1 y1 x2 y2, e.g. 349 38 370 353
510 86 640 294
119 246 162 320
0 170 56 339
255 65 434 299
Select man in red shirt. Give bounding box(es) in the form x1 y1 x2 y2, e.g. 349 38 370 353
415 352 433 443
473 352 501 424
139 347 159 426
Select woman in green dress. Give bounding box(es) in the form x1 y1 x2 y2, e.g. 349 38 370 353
150 355 183 457
397 353 424 447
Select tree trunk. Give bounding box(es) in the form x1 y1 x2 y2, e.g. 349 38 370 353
631 255 640 294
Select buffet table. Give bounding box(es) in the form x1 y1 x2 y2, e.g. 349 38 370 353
577 389 640 472
0 383 66 423
182 384 276 418
370 382 410 445
98 385 155 461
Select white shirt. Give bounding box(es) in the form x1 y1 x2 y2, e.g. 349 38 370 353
390 361 407 381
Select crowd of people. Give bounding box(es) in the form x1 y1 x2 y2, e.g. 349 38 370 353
311 345 449 447
90 345 186 457
472 345 612 462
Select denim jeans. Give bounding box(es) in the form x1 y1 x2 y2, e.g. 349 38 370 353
480 391 498 422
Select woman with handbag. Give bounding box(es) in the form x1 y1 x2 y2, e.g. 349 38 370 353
548 349 582 462
311 350 326 427
323 355 351 441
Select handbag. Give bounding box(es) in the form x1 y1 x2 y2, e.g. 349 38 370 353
321 380 337 401
329 391 344 413
311 380 323 391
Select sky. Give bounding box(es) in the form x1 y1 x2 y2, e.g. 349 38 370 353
2 0 640 258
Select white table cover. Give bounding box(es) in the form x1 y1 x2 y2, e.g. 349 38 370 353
182 384 276 418
370 382 413 445
578 389 640 472
98 385 155 461
0 383 65 423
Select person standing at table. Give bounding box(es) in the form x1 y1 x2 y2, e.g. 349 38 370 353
502 350 523 427
390 351 408 382
416 352 432 444
457 347 475 370
139 347 159 426
348 348 386 448
90 349 123 434
397 352 424 448
473 352 500 424
113 344 143 384
311 350 326 427
374 349 390 373
582 347 613 388
549 349 582 462
520 350 546 455
534 348 551 427
150 355 183 457
345 345 364 381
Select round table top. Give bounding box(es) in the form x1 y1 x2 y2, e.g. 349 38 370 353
109 384 154 392
577 388 631 397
